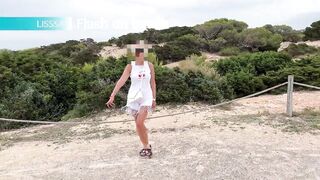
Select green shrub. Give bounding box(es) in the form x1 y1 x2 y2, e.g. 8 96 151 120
62 85 116 120
263 55 320 87
217 77 235 100
0 50 80 131
215 51 292 76
219 47 241 56
304 20 320 41
178 54 218 79
38 38 101 65
113 26 196 47
154 41 201 63
214 51 293 97
184 71 223 103
238 27 282 52
208 37 227 52
0 81 51 130
281 43 319 57
263 24 303 42
155 67 192 103
225 71 266 97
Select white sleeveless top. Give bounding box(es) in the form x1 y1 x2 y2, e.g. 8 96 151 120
127 60 153 105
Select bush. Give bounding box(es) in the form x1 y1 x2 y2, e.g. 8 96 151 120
155 67 192 103
304 20 320 41
184 71 224 103
114 33 143 47
238 27 283 52
214 51 293 97
263 24 303 42
154 40 201 63
157 26 196 43
263 55 320 87
219 47 241 56
178 54 218 79
0 81 50 130
215 51 292 76
0 49 80 131
194 18 248 40
38 38 101 65
208 37 227 52
281 43 319 57
225 71 266 97
112 26 196 47
217 77 235 100
62 57 130 119
62 85 116 120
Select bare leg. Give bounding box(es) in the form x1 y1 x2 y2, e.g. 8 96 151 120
135 107 150 149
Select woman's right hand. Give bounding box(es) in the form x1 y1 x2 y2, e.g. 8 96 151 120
106 96 115 108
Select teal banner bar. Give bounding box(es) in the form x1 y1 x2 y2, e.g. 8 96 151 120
0 17 68 30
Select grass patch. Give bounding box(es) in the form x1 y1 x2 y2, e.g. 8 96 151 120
215 103 233 111
0 122 134 151
206 109 320 134
291 107 320 131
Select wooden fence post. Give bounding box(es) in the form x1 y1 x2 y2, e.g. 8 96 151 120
286 75 294 117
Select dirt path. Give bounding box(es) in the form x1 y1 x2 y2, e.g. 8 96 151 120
99 45 127 59
0 91 319 179
278 40 320 51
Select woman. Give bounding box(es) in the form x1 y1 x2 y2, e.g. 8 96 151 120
106 48 156 158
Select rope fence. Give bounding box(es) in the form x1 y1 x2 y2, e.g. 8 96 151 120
286 75 320 116
293 82 320 90
0 75 319 125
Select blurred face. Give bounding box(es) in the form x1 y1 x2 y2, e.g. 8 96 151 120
135 48 144 58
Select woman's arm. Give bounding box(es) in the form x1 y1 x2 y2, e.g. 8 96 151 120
109 64 131 97
149 62 156 100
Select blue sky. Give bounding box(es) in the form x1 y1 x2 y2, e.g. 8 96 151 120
0 0 320 50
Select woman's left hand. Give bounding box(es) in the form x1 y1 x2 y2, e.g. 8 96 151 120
152 100 156 111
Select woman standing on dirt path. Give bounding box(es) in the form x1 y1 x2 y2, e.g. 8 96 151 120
106 48 156 158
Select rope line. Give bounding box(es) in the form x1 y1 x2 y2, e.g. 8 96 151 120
294 82 320 90
0 82 288 125
147 82 288 119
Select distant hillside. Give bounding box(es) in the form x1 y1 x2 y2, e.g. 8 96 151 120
106 18 318 64
1 18 320 131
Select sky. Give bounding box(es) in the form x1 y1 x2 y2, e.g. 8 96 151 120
0 0 320 50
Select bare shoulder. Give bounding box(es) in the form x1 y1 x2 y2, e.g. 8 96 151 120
125 63 132 72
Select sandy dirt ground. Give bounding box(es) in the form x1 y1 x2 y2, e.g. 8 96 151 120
278 40 320 51
0 91 320 179
164 52 226 69
98 45 226 69
99 45 127 59
201 52 226 62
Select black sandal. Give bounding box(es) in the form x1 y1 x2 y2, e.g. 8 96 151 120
139 144 152 158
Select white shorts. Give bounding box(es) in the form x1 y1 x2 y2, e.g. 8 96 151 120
121 97 153 117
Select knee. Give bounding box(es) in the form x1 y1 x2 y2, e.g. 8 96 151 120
135 120 145 128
